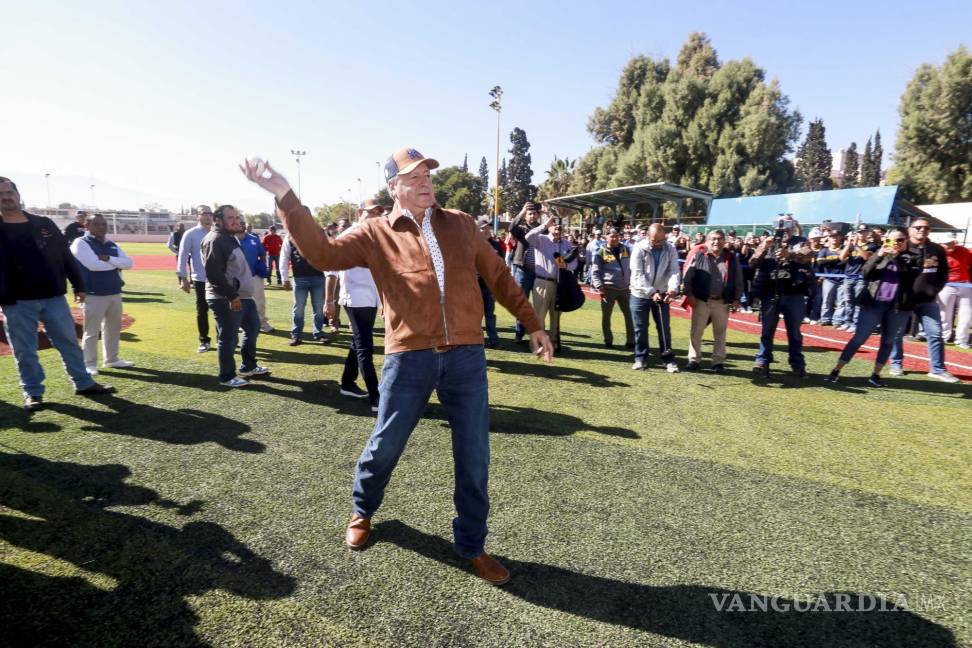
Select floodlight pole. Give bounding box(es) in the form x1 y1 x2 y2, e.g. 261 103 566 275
291 149 306 199
489 85 503 232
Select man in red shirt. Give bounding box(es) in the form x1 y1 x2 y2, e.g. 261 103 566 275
939 235 972 349
261 225 283 286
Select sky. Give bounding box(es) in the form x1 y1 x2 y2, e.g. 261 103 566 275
2 0 969 214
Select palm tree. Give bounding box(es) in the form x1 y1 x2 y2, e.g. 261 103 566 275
539 156 576 199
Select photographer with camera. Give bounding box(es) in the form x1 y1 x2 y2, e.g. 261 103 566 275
629 223 681 372
750 214 815 379
824 227 916 387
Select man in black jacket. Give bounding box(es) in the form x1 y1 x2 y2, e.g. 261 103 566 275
888 217 958 383
0 177 114 411
201 205 267 387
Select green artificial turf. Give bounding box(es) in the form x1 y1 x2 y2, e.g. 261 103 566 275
1 270 969 647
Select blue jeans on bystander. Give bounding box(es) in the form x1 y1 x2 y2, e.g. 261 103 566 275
1 296 96 397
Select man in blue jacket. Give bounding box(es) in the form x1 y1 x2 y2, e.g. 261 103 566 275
0 177 115 411
237 224 273 332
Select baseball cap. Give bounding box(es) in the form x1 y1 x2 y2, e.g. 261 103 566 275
809 227 823 238
383 147 439 182
359 198 383 212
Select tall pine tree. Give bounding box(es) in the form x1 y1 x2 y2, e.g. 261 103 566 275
841 142 859 188
478 156 489 191
871 130 883 185
461 154 469 172
796 119 833 191
505 128 536 212
860 138 876 187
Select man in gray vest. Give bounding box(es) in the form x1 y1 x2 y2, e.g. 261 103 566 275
69 213 135 374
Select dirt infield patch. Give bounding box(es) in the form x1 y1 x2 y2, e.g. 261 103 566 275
129 255 177 271
0 308 134 356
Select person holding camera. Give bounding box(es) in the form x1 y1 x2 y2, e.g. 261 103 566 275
682 230 743 373
750 216 815 379
629 223 681 372
508 202 542 344
824 228 916 387
526 209 578 354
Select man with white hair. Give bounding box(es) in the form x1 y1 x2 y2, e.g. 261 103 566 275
241 148 552 586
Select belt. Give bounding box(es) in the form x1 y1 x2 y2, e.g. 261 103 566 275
536 276 557 282
433 344 459 353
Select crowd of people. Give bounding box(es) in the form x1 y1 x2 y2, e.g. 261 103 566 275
2 154 970 587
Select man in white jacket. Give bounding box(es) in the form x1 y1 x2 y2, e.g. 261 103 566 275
69 214 135 373
629 223 681 372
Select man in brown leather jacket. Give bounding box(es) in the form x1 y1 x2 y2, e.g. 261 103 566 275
241 149 553 586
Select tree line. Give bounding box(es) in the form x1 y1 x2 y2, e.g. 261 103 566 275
321 35 970 222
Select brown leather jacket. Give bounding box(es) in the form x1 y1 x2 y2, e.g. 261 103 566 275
276 191 542 353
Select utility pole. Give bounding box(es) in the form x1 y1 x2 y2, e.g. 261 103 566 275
44 173 51 208
488 85 503 232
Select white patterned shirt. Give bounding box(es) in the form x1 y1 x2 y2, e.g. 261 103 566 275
403 207 445 301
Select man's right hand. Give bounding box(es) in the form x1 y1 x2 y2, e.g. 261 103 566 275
230 298 242 312
530 330 554 363
282 281 292 291
324 302 337 321
179 277 191 293
240 158 293 201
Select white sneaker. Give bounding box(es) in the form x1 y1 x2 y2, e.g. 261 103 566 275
239 366 270 378
928 371 960 384
665 362 679 374
888 366 904 377
220 377 250 387
85 365 99 376
260 324 274 333
631 360 645 371
103 360 135 369
803 317 811 324
809 320 819 326
957 343 971 350
197 342 211 353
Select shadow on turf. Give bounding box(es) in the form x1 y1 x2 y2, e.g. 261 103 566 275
375 521 957 648
41 394 265 453
487 358 630 388
0 451 295 646
304 379 639 439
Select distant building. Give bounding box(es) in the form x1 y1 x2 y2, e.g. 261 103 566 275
28 205 191 235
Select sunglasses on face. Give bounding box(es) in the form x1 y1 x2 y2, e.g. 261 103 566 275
912 225 930 230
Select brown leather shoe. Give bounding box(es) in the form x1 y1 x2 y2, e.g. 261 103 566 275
469 553 510 585
345 514 371 550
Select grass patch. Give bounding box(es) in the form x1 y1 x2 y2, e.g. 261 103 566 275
1 269 969 647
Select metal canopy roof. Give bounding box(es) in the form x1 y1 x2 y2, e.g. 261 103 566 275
545 182 713 213
706 186 959 231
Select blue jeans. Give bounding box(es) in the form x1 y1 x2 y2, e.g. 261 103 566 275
630 296 674 363
342 305 379 402
1 296 96 397
207 298 259 382
512 265 535 340
755 294 807 370
820 279 845 325
839 301 911 365
890 301 946 373
839 278 866 328
352 345 490 559
291 275 325 338
481 285 498 344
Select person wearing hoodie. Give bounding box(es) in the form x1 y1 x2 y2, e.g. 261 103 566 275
201 205 268 387
590 227 634 349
